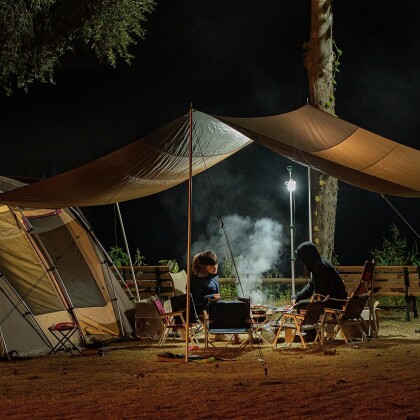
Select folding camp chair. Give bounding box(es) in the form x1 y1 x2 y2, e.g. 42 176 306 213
152 295 200 347
353 260 375 296
204 298 252 348
273 294 327 349
321 292 370 344
353 260 377 337
48 322 81 354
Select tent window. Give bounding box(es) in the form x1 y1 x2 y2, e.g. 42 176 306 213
29 214 106 308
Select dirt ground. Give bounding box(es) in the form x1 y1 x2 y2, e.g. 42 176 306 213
0 311 419 420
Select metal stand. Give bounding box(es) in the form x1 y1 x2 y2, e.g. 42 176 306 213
49 322 81 354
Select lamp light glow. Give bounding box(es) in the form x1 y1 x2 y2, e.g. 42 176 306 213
286 179 296 192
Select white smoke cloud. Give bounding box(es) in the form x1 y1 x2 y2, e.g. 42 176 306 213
192 214 284 304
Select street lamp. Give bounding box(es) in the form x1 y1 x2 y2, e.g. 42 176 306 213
285 166 296 297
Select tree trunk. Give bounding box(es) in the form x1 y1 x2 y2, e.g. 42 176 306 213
303 0 338 260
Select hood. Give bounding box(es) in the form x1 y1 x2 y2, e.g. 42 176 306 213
295 242 321 272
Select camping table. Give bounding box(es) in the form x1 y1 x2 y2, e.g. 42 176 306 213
251 307 279 344
270 306 297 344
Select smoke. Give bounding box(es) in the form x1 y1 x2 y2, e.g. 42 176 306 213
192 214 284 304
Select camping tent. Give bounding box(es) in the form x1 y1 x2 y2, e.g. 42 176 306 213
0 176 134 358
0 106 418 211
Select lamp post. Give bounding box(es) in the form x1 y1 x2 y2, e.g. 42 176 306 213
285 166 296 297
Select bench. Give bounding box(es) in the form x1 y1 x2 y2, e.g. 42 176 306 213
112 265 175 301
220 266 420 321
336 265 420 321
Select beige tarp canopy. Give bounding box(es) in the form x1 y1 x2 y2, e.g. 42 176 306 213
0 105 419 209
218 105 420 198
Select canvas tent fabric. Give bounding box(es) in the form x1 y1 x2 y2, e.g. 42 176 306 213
0 177 134 358
0 106 419 211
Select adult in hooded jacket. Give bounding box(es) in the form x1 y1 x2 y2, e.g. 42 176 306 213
291 241 347 311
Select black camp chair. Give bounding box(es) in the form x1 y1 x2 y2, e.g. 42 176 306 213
204 298 252 348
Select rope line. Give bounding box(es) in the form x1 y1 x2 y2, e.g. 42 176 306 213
196 136 244 297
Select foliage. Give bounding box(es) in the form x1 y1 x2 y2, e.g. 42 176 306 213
0 0 155 94
262 266 283 278
158 259 179 273
325 40 342 113
371 224 419 307
108 246 129 267
267 285 292 306
371 224 419 266
407 242 420 267
108 246 147 267
221 256 235 278
220 283 238 300
133 248 147 266
331 251 340 266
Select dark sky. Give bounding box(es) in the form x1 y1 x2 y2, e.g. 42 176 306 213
0 1 419 272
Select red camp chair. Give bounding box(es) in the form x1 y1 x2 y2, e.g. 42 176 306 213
152 296 200 347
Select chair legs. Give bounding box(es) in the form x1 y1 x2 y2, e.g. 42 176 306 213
273 321 320 349
321 312 367 345
158 316 201 347
48 323 81 354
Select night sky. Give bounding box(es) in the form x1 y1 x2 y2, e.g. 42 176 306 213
0 1 419 273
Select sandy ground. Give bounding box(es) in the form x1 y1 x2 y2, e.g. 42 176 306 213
0 311 419 420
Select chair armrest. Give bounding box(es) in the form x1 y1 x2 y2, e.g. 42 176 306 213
283 313 303 322
324 308 344 314
158 310 184 318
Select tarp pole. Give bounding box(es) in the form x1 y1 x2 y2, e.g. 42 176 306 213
308 167 313 242
115 203 140 302
185 104 193 363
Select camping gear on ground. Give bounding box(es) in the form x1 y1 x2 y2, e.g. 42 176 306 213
135 301 163 339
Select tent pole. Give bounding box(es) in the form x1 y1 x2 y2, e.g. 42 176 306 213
70 207 134 301
185 104 193 363
16 208 85 342
308 167 313 242
0 325 10 359
69 207 131 337
115 203 141 301
0 274 53 350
